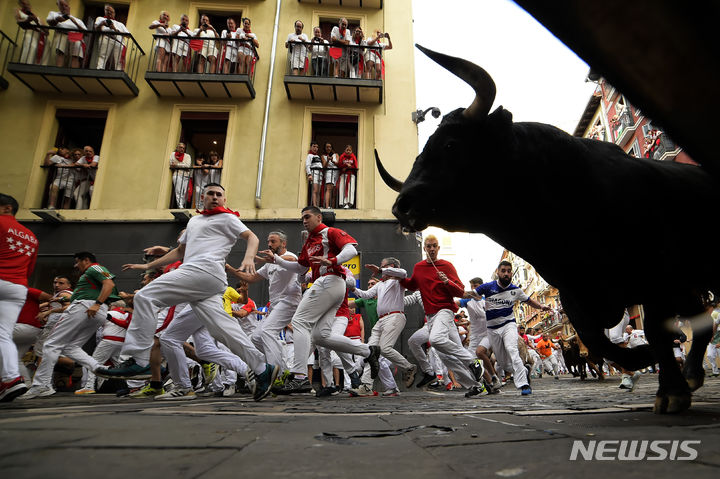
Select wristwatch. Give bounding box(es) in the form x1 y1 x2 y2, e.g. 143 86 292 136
94 299 103 305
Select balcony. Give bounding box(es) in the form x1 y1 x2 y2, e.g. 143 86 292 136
306 165 357 209
0 30 15 90
7 26 144 96
283 42 383 103
145 35 256 98
611 109 637 145
652 132 680 161
169 164 223 210
297 0 383 7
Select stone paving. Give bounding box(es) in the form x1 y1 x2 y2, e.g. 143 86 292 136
1 374 719 478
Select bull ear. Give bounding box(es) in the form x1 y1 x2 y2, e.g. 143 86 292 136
416 44 496 121
374 149 404 192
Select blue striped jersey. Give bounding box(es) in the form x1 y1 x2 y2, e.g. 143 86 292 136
474 280 529 329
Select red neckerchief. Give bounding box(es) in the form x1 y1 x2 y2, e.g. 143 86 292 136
174 151 184 161
196 206 240 216
244 27 251 34
340 27 346 37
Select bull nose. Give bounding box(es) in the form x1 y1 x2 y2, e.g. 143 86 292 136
395 194 413 217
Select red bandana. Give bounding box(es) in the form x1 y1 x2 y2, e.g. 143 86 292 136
196 206 240 217
174 151 184 161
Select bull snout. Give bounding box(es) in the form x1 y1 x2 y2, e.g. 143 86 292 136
392 192 429 232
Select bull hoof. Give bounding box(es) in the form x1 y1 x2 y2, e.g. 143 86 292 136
653 392 691 414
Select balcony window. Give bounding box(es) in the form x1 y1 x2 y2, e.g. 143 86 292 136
169 112 228 210
7 25 144 96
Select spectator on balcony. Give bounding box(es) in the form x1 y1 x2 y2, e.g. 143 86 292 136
286 20 309 76
305 142 322 207
47 0 87 68
365 30 392 80
321 142 339 209
220 17 238 74
207 150 223 184
170 142 192 209
330 18 351 78
348 27 367 79
15 0 44 64
337 145 358 209
309 26 328 76
93 4 129 71
237 18 258 75
194 15 219 74
74 145 99 210
43 147 74 209
192 151 222 210
149 11 171 72
169 14 193 73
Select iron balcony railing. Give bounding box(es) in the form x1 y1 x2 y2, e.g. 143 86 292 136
285 40 384 79
307 165 358 209
611 109 634 141
169 164 224 210
10 25 144 81
40 163 97 210
0 30 16 83
148 34 259 78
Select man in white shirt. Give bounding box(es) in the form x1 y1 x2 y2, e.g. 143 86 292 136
74 145 99 209
350 257 417 393
169 14 193 72
98 183 280 401
624 325 648 348
43 147 75 209
47 0 86 68
286 20 309 75
94 4 129 70
229 231 302 372
169 142 192 208
330 18 351 77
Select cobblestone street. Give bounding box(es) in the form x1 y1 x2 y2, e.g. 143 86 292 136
2 374 719 478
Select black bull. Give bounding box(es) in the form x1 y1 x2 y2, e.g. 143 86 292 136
376 45 718 414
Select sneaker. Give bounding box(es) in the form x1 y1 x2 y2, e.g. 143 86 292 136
427 381 446 392
619 374 633 389
0 377 28 402
95 358 151 380
275 375 312 395
222 384 236 397
491 375 502 390
416 372 437 388
154 388 196 401
485 380 500 394
469 359 484 382
520 385 532 396
245 369 257 396
348 370 362 389
465 384 486 398
348 384 376 397
74 387 96 395
316 385 340 397
554 374 560 380
253 364 280 401
629 371 641 391
367 345 381 379
129 384 164 398
402 364 418 388
202 363 219 387
382 388 400 397
17 385 56 400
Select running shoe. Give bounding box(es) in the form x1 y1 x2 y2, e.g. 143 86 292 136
95 358 151 380
129 384 165 398
348 384 376 397
202 363 219 387
629 371 641 391
316 385 340 397
274 375 312 395
465 384 487 398
154 388 196 401
619 374 634 389
74 387 96 395
17 385 56 400
402 364 418 388
0 377 28 402
348 370 362 389
520 385 532 396
382 388 400 397
416 372 437 388
367 345 381 379
253 364 280 401
469 359 484 382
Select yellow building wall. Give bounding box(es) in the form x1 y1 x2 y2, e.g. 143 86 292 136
0 0 417 222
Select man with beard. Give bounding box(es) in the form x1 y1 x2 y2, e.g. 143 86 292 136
229 231 302 374
475 260 552 396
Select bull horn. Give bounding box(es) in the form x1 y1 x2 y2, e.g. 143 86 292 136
415 43 496 121
374 149 403 192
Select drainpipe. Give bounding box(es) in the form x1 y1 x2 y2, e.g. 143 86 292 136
255 0 282 210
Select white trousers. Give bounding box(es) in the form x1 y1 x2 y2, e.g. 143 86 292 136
82 338 123 389
172 171 191 208
291 275 369 375
428 309 479 389
251 300 298 370
122 266 265 374
337 173 356 207
96 37 123 70
0 279 26 382
13 323 42 384
541 354 559 376
317 317 364 386
367 312 412 370
160 304 251 389
705 343 719 375
32 300 107 389
488 322 529 389
408 320 432 375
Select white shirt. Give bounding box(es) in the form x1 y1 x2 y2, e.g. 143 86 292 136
305 153 322 176
47 11 87 31
330 26 351 44
287 32 309 57
465 298 488 337
257 251 302 307
94 16 129 42
309 37 329 58
624 329 647 348
178 213 249 282
353 267 407 317
170 152 192 168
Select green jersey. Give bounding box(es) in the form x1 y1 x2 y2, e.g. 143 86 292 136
70 263 120 303
353 297 379 330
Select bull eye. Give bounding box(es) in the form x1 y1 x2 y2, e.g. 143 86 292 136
444 140 457 152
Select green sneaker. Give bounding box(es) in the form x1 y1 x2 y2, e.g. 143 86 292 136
202 363 219 387
129 384 165 398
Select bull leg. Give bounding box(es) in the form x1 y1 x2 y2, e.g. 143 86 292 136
683 310 713 392
643 304 691 414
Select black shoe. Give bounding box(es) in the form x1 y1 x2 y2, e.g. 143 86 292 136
275 375 312 395
315 386 339 397
349 371 362 389
465 385 486 398
367 345 381 379
427 380 445 391
416 372 437 388
253 364 280 401
469 359 484 382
